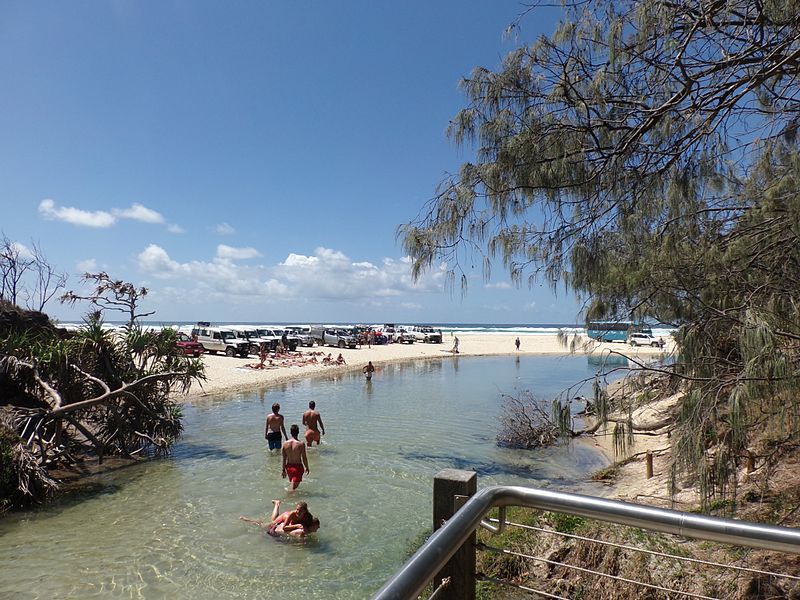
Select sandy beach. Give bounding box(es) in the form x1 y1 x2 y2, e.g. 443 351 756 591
184 333 672 399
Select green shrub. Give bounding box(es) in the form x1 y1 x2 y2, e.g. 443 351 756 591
0 425 18 511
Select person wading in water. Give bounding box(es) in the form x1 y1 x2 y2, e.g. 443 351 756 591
282 424 309 493
302 401 325 447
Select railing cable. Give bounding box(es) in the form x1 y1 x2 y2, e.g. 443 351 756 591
486 517 800 582
426 576 450 600
476 542 721 600
476 573 569 599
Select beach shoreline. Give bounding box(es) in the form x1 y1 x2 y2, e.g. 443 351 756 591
182 333 672 401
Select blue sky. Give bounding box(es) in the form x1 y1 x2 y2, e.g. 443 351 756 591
0 1 582 324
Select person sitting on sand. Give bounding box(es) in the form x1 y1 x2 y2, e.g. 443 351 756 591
322 353 332 365
240 500 320 538
336 353 346 365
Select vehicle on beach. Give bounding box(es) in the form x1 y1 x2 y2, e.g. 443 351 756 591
356 326 387 345
191 323 250 357
403 325 443 343
586 320 652 343
284 326 315 347
311 327 359 348
226 326 276 355
176 332 204 357
377 324 415 344
257 327 299 351
628 332 665 348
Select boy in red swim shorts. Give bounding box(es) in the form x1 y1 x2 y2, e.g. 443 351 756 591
282 424 309 492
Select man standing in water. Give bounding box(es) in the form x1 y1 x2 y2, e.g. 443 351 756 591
282 424 309 492
265 403 287 454
302 401 325 447
363 361 375 381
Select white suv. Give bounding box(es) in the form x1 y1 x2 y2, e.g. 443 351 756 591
191 323 250 357
628 333 665 348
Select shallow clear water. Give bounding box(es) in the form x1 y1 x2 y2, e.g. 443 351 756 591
0 355 610 599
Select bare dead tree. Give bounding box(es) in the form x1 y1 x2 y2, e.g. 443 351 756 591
25 242 67 313
0 234 34 306
0 235 68 313
61 272 155 327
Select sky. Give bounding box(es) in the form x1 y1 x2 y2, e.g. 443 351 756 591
0 1 583 325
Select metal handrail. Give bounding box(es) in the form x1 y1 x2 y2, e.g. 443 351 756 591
371 485 800 600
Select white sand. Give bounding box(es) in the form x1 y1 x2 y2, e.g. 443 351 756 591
183 333 672 399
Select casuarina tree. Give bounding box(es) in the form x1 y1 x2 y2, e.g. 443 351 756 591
401 0 800 504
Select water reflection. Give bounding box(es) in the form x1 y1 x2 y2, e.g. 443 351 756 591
587 353 632 368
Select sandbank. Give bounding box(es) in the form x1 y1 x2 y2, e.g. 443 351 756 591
182 333 672 400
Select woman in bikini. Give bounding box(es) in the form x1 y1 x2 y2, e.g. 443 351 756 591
240 500 320 538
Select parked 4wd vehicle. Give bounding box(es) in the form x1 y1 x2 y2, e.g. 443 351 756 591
256 327 299 352
226 326 275 355
176 332 204 357
628 333 665 348
285 326 315 347
191 323 250 357
404 325 442 343
311 327 359 348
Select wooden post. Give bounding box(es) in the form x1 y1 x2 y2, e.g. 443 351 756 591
433 469 477 600
645 451 654 479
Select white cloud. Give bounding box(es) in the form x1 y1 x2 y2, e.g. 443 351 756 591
113 203 164 224
76 258 98 272
39 199 171 229
9 241 33 259
39 199 116 228
137 245 182 275
216 222 235 235
484 281 512 289
216 244 262 260
275 248 444 300
136 245 445 302
167 224 185 234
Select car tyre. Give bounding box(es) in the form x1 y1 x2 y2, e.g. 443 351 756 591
338 340 345 349
630 341 638 347
225 346 236 357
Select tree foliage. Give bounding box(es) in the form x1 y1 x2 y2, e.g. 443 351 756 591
401 0 800 504
0 274 204 508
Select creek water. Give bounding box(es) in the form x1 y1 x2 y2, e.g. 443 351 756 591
0 354 613 599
